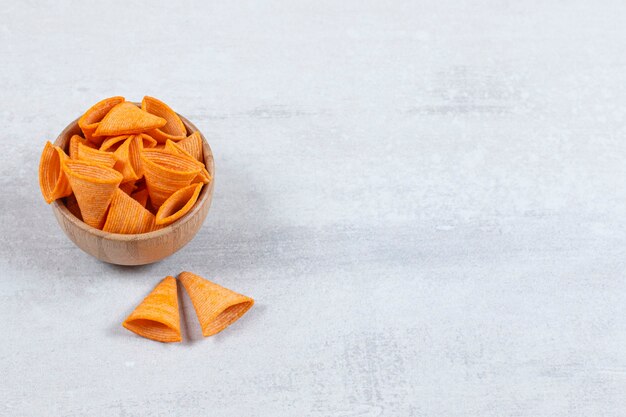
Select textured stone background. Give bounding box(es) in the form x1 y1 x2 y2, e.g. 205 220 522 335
1 1 625 416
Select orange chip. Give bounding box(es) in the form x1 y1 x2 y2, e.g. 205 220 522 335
99 135 130 152
163 140 211 185
112 136 142 182
78 96 125 143
123 276 181 343
119 181 137 195
130 188 149 208
38 141 72 204
103 189 157 234
64 194 82 220
62 160 123 229
178 272 254 337
77 142 117 168
141 148 201 208
93 102 166 137
177 131 204 162
141 96 187 143
193 167 212 185
155 183 203 226
69 134 95 159
129 135 145 178
137 133 158 148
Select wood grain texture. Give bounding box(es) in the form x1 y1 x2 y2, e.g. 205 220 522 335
1 1 626 416
51 111 214 265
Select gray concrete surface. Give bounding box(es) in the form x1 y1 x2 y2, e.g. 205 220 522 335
1 1 626 416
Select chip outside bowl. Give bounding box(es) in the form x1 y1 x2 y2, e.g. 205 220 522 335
50 109 214 266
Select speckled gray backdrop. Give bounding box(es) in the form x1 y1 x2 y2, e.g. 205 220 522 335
1 1 625 416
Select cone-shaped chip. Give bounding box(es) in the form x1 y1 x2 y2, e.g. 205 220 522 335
155 183 203 226
77 142 117 168
62 160 123 229
163 140 211 184
123 277 181 343
38 141 73 204
112 136 141 182
69 134 95 159
178 272 254 337
177 131 204 162
94 102 166 137
78 96 125 142
103 189 157 234
141 96 187 143
99 134 131 152
141 148 200 208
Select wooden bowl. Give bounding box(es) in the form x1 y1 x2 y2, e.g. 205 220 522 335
51 111 214 266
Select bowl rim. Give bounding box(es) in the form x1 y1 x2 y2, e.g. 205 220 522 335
51 106 214 242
